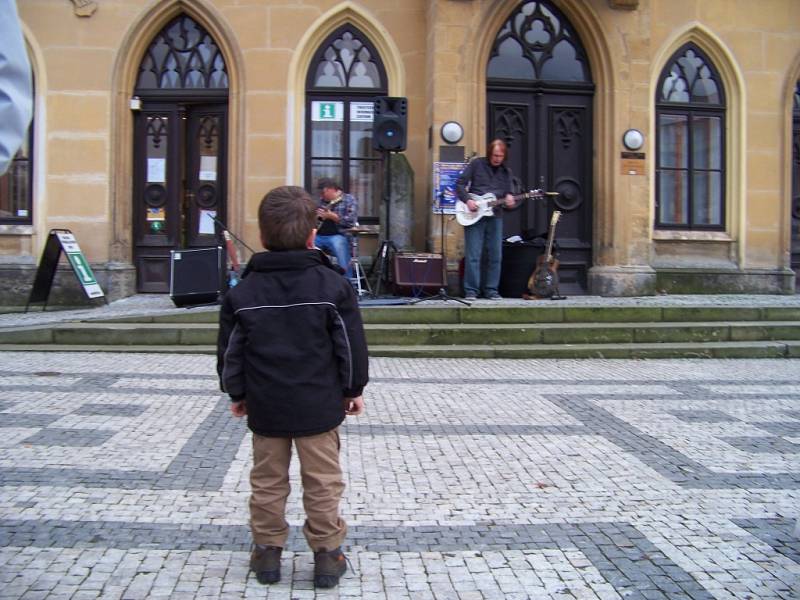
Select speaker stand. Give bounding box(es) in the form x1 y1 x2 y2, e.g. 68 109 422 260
370 239 397 297
409 198 470 306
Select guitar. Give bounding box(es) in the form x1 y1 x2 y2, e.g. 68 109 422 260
222 229 242 288
525 211 562 299
455 189 548 227
317 193 343 230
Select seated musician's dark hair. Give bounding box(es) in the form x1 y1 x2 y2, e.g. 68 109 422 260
316 177 341 191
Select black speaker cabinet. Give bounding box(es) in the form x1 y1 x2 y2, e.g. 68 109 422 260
499 242 542 298
393 253 444 295
372 96 407 152
169 246 224 307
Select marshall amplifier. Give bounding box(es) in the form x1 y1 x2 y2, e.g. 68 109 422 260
169 246 224 307
393 253 444 295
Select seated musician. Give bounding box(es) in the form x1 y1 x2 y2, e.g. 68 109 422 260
315 178 358 279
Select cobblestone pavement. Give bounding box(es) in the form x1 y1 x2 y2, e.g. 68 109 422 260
1 353 799 599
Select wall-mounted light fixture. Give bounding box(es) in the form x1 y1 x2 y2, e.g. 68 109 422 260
440 121 464 145
129 96 142 111
622 128 644 151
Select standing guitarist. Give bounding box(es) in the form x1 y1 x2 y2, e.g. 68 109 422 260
455 139 516 301
315 177 358 279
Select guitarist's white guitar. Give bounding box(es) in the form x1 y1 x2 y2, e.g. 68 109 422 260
455 189 551 227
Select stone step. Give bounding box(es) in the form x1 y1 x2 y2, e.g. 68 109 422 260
0 340 797 359
100 304 800 325
367 340 800 359
3 320 798 347
365 321 800 345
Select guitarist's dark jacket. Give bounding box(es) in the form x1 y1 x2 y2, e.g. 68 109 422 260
217 249 369 438
456 157 514 211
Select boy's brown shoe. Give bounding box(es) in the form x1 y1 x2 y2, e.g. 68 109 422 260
250 545 282 584
313 547 347 588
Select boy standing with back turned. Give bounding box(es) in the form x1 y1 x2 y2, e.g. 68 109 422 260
217 186 369 588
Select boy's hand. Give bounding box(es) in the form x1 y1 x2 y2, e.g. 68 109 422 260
230 400 247 417
344 396 364 416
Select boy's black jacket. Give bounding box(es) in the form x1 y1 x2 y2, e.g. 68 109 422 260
217 249 369 437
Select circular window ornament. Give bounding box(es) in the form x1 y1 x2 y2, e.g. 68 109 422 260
622 128 644 151
440 121 464 144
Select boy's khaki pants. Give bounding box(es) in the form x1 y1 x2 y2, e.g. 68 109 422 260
250 429 347 552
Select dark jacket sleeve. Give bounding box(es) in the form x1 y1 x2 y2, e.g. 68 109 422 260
455 160 475 202
331 282 369 397
217 293 246 400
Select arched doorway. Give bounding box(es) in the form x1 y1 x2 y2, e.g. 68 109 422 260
132 14 229 292
486 1 594 294
792 79 800 290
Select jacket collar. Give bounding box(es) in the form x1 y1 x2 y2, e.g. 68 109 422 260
242 248 335 276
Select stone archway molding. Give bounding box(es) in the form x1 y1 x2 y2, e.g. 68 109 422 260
650 24 746 265
462 0 647 295
13 21 48 259
286 1 405 184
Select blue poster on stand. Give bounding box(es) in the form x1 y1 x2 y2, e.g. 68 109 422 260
433 162 465 215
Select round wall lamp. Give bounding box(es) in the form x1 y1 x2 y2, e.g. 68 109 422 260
622 128 644 151
440 121 464 144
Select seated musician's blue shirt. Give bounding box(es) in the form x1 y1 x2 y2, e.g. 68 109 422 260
317 192 358 236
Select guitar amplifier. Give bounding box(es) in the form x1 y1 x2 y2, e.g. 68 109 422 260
393 253 444 294
169 246 224 307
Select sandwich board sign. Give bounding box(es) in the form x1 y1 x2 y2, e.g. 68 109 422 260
26 229 105 311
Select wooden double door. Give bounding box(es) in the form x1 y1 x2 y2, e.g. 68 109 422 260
133 101 228 292
488 87 593 295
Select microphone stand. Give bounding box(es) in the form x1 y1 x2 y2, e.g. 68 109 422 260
409 190 470 306
210 215 257 256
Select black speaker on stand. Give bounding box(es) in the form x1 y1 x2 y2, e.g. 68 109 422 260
370 97 407 297
372 97 407 153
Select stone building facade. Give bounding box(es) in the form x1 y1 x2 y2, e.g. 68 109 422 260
2 0 799 303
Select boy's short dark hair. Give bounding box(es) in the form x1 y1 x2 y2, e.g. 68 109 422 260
316 177 341 191
258 186 317 251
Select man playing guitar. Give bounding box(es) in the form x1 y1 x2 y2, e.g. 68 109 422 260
315 178 358 279
455 139 516 301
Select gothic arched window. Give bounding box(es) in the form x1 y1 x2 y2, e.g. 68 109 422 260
136 15 228 91
487 1 591 84
0 71 34 225
655 43 726 229
305 25 388 222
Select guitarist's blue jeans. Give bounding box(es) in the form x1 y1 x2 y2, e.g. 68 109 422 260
316 234 353 279
463 215 503 298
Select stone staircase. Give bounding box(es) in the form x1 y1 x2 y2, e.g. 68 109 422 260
0 302 799 358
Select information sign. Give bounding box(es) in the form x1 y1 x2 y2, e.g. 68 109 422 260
311 101 344 122
26 229 106 311
350 102 374 122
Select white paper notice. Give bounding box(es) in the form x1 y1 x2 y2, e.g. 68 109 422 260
350 102 374 122
147 158 166 183
199 210 216 235
199 156 217 181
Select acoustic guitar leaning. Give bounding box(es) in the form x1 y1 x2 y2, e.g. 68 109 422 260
524 211 562 300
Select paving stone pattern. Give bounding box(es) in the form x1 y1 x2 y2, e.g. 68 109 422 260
0 353 799 599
